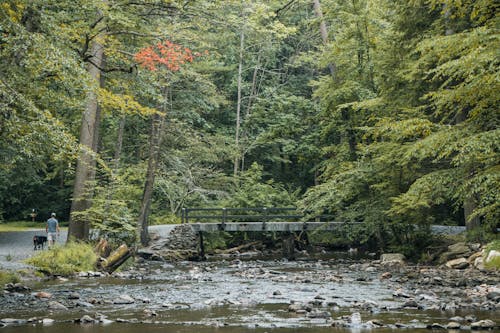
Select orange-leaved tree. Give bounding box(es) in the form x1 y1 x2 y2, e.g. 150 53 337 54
134 40 203 246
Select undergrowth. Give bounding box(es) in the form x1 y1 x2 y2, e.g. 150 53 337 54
0 270 20 285
25 242 97 276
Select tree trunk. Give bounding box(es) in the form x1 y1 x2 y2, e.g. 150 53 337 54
464 195 481 231
113 116 126 170
313 0 336 78
103 115 126 215
68 39 104 242
138 88 168 246
233 30 245 177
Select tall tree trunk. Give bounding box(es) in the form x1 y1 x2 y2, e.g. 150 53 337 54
113 116 126 171
313 0 336 78
68 39 104 242
138 88 168 246
233 30 245 177
103 115 126 214
464 195 481 231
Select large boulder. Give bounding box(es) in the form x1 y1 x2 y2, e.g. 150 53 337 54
439 242 472 263
470 319 496 330
445 257 469 269
380 253 405 266
485 250 500 264
473 257 485 271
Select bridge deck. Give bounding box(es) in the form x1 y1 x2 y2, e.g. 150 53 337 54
190 221 349 232
188 222 466 234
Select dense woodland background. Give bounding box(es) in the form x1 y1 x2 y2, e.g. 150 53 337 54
0 1 498 251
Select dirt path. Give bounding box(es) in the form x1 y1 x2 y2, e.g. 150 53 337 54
0 225 177 270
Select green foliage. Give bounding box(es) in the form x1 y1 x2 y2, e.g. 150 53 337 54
222 162 297 208
203 232 232 252
25 242 97 276
0 0 497 253
302 0 499 254
0 271 20 286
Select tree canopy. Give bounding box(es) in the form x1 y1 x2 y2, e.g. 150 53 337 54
0 0 498 250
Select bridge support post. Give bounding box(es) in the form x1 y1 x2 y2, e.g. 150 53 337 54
282 232 295 260
198 231 205 259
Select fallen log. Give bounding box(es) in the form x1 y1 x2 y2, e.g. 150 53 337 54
100 244 132 273
214 241 260 254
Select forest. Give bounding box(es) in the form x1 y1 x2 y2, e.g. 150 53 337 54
0 0 498 253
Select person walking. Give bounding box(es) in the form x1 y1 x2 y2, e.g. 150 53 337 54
46 212 60 247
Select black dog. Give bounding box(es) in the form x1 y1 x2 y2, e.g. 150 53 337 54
33 235 47 250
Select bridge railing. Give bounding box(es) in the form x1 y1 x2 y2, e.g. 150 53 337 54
181 207 305 224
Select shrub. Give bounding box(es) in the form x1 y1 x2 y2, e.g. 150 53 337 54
0 271 20 285
25 242 97 276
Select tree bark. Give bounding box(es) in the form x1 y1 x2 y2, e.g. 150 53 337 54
233 29 245 177
138 88 167 246
313 0 336 78
68 39 104 242
464 195 481 231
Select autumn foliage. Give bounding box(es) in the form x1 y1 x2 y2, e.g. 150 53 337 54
134 40 204 71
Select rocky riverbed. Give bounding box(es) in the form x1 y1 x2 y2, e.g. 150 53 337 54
1 249 499 332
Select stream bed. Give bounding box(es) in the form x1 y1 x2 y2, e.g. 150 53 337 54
1 255 499 332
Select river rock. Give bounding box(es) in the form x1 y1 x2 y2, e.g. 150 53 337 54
470 319 496 329
331 319 348 327
349 312 361 325
445 257 469 269
47 301 68 310
42 318 54 325
393 289 411 298
487 291 500 301
474 257 485 270
75 300 94 307
380 272 392 279
447 321 461 329
485 250 500 264
465 315 477 322
35 291 52 299
468 251 483 263
143 309 157 317
4 283 30 293
1 318 23 324
113 295 135 304
427 323 446 329
78 315 95 323
380 253 405 265
288 302 311 313
440 242 471 263
402 300 419 308
306 310 331 319
68 292 80 299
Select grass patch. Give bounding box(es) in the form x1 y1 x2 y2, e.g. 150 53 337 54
0 221 68 232
25 242 97 276
0 270 20 285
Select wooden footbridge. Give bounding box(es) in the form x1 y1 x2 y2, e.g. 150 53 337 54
180 207 466 234
181 207 355 232
146 207 465 257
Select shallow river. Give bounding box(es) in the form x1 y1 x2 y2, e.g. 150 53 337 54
1 256 499 332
